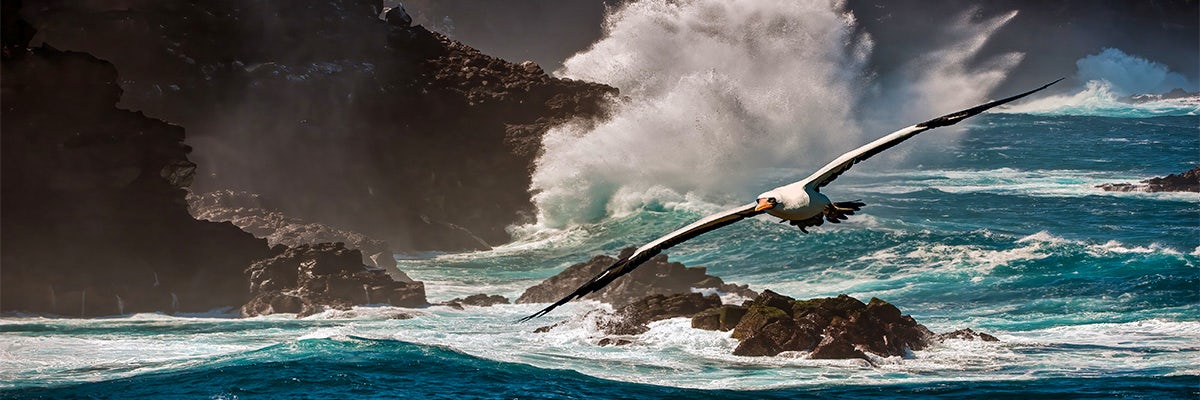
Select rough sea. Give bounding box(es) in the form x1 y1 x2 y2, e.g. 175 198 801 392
3 1 1198 398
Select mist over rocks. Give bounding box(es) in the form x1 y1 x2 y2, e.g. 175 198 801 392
241 243 427 317
188 190 411 278
1098 166 1200 193
23 0 616 252
516 249 758 307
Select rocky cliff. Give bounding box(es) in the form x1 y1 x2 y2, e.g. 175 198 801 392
2 1 427 317
22 0 616 251
1 6 274 316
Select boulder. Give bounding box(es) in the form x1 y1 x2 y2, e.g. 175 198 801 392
694 291 936 360
600 292 722 336
517 249 757 308
241 243 427 317
691 305 748 331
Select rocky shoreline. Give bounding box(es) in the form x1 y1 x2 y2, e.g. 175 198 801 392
522 257 999 361
1097 166 1200 193
3 0 1000 361
2 0 610 317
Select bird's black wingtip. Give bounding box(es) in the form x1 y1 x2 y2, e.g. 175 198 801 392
916 77 1063 128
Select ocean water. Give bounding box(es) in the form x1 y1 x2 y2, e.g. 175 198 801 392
3 113 1197 399
4 1 1199 398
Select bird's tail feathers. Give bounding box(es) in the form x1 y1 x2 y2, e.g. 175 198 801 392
825 200 866 223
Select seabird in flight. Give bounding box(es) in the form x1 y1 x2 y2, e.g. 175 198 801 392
519 78 1062 322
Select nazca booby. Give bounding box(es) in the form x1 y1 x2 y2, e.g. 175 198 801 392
520 78 1062 322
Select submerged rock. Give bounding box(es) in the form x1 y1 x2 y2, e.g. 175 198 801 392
1098 166 1200 193
241 243 426 317
516 249 757 308
444 294 510 309
534 292 721 344
599 292 722 336
934 328 1000 342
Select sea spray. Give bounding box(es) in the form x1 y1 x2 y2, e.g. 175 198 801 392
855 9 1022 133
526 0 1021 231
1000 48 1199 117
47 285 56 314
1076 48 1196 96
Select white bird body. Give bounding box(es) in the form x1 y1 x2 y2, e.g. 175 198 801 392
520 78 1063 322
758 183 826 221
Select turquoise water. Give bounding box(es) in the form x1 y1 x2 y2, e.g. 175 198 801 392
2 112 1197 398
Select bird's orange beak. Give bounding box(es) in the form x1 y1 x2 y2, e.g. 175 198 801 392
754 198 774 211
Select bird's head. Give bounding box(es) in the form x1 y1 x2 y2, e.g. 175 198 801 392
755 193 779 211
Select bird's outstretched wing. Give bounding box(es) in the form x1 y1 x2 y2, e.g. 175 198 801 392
803 78 1064 191
518 202 763 322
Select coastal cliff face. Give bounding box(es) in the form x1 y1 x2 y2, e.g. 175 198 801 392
1 13 274 315
22 0 616 251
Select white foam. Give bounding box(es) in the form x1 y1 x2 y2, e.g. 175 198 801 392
847 167 1200 201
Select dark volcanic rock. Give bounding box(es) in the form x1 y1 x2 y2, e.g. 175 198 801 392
599 293 723 336
693 291 935 360
691 305 750 332
1098 166 1200 193
187 190 410 276
444 294 510 309
516 249 757 307
24 1 617 251
934 328 1000 342
1 7 274 317
241 243 426 317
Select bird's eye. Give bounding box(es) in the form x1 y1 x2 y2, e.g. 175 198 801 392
769 197 777 203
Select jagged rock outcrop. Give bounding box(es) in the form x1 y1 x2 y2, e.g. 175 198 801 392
1 3 275 317
187 190 410 277
241 243 426 317
1124 88 1200 104
1098 166 1200 193
516 249 758 307
443 294 510 309
24 0 617 251
934 328 1000 342
695 291 936 360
